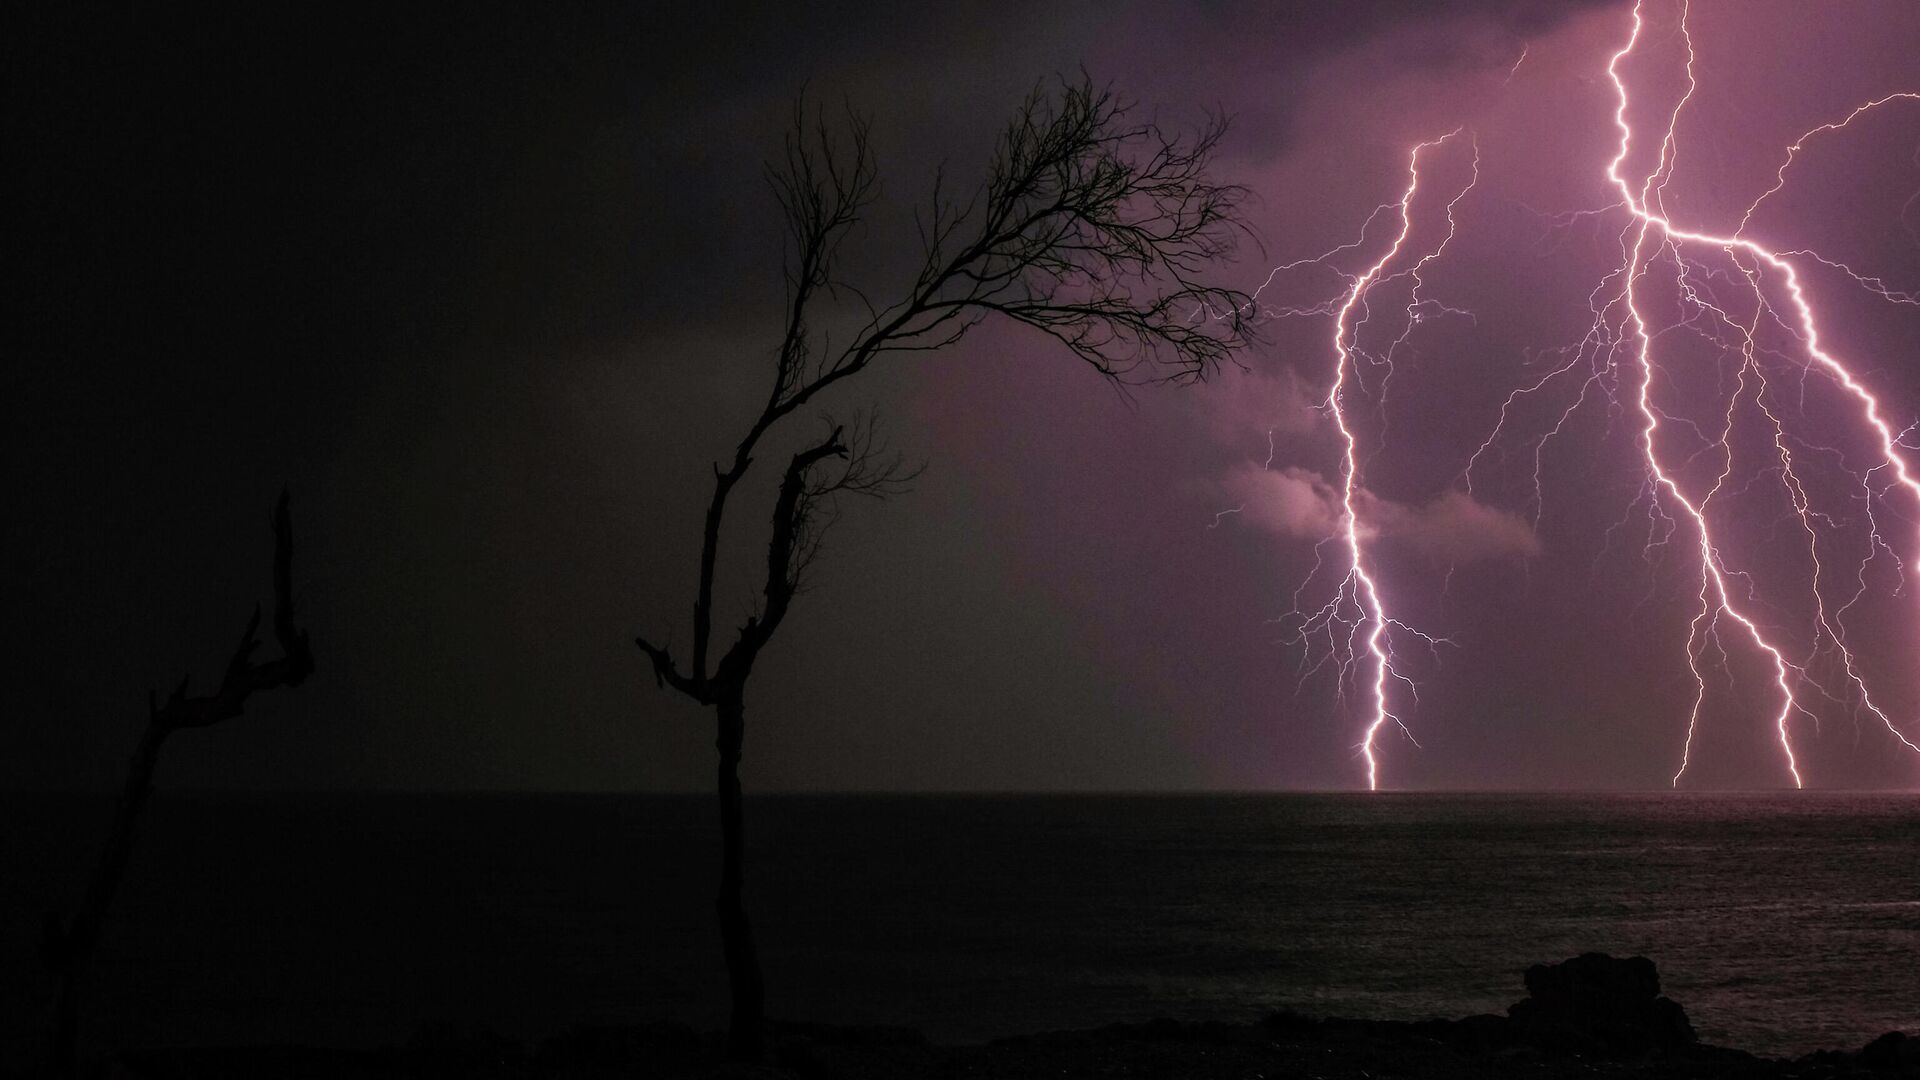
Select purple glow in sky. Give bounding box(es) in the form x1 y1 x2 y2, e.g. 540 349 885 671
922 0 1920 790
1274 0 1920 787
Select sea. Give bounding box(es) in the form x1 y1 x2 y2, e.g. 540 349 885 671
3 792 1917 1060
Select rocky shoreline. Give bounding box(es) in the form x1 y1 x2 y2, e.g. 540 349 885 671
111 956 1919 1078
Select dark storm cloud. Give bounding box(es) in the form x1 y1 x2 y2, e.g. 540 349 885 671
17 1 1912 792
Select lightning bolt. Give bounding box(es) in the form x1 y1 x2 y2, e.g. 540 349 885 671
1259 132 1476 790
1250 0 1920 789
1603 0 1920 787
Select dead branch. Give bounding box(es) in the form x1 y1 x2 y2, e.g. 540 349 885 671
42 490 316 1077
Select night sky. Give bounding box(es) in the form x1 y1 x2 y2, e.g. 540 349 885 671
10 1 1920 792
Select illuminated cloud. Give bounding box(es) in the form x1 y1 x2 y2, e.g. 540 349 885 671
1220 464 1539 562
1222 465 1345 540
1363 488 1541 562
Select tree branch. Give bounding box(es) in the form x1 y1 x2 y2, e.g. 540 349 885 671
634 634 706 701
643 73 1255 703
150 489 315 731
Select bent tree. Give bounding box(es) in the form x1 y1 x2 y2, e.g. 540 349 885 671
633 77 1255 1060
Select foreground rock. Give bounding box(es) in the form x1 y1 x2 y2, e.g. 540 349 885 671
106 955 1919 1079
1507 952 1698 1054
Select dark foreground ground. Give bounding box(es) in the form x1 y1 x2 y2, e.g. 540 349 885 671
111 1015 1920 1080
99 956 1919 1079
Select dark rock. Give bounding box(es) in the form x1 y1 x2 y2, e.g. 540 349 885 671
1524 952 1663 1006
1506 952 1697 1055
1441 1012 1518 1052
1858 1031 1920 1071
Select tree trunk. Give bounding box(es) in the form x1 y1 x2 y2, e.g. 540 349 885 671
715 690 765 1061
47 719 169 1076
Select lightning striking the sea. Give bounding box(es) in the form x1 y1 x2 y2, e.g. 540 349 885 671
1250 0 1920 789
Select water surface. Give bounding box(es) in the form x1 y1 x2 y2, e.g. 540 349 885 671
4 792 1915 1057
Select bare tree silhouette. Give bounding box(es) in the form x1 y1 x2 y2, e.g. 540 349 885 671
40 491 314 1077
633 76 1256 1060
